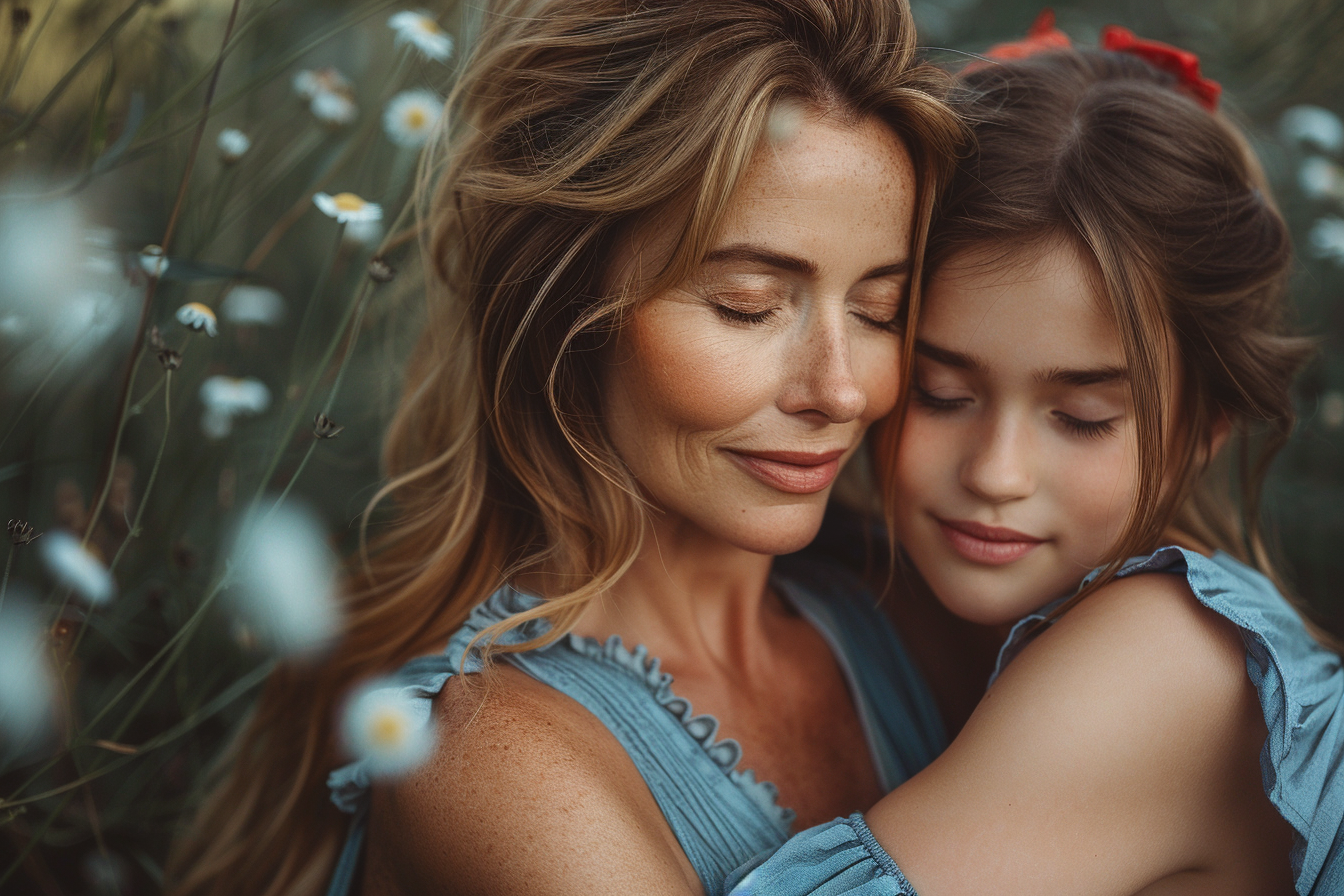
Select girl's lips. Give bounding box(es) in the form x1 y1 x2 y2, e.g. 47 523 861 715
937 517 1044 565
726 449 845 495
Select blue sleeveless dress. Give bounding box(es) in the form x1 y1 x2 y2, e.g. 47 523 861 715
725 547 1344 896
324 557 946 896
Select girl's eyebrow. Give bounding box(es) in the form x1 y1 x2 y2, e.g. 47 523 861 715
1036 365 1129 387
914 338 1129 385
702 244 910 281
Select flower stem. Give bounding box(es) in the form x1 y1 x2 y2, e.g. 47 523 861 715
0 546 12 617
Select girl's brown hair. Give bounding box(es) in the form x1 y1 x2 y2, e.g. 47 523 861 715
878 46 1318 623
165 2 962 894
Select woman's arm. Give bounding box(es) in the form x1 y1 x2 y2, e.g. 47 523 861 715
363 667 703 896
734 572 1287 895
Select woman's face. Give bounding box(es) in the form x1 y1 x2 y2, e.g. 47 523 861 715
892 240 1139 625
603 110 917 556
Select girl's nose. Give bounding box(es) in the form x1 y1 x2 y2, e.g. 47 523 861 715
960 415 1035 503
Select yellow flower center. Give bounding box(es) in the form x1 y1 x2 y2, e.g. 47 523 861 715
183 302 217 321
332 193 366 212
404 108 427 130
416 17 441 35
369 710 406 748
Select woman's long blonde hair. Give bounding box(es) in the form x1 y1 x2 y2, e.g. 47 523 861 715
166 2 963 893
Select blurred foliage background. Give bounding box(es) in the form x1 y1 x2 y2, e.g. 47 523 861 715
0 0 1342 893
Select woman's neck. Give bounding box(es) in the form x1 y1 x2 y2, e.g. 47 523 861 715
568 514 782 671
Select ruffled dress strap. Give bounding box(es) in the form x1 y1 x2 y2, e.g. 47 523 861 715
325 584 792 896
724 814 916 896
991 546 1344 896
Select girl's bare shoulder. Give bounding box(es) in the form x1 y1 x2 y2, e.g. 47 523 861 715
866 570 1272 895
362 666 700 896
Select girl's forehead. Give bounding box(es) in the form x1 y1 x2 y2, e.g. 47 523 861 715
921 239 1124 371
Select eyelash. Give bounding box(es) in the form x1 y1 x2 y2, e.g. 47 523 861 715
711 303 897 331
915 385 1119 440
1054 413 1118 440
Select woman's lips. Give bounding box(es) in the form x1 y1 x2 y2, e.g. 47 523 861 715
937 517 1045 565
726 449 845 495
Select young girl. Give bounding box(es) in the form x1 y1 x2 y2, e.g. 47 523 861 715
728 19 1344 896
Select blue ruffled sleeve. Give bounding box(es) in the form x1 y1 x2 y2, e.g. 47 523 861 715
724 815 918 896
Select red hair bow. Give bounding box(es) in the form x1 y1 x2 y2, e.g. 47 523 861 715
983 9 1071 60
1100 25 1222 111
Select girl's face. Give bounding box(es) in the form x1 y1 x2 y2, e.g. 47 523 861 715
892 240 1140 625
603 111 916 556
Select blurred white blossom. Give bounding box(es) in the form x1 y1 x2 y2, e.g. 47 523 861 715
341 678 434 776
383 89 442 148
314 192 382 225
200 376 271 438
139 244 168 278
0 188 132 389
389 11 454 61
0 599 59 758
1309 216 1344 265
1299 157 1344 201
39 531 115 606
1281 105 1344 155
176 302 219 337
227 500 340 657
343 217 385 249
294 68 357 126
221 285 284 326
216 128 251 164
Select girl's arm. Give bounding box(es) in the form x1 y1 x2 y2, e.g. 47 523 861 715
735 572 1284 895
364 667 703 896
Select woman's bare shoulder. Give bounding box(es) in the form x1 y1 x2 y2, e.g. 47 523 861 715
362 666 701 896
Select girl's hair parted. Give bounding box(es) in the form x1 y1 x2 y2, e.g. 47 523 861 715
166 2 962 894
877 46 1321 630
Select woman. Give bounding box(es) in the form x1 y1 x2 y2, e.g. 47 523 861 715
166 2 963 894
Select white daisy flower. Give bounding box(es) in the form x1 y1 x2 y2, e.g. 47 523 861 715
227 500 341 658
293 67 351 101
1281 105 1344 156
310 90 357 126
38 530 116 606
383 89 442 149
139 244 168 278
0 599 59 757
341 678 435 776
293 68 358 126
217 128 252 164
388 11 454 62
200 375 271 439
220 285 284 326
176 302 219 337
1309 216 1344 265
1320 391 1344 429
313 192 382 225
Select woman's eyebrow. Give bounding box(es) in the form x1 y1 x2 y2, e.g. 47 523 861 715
701 244 910 281
703 244 817 275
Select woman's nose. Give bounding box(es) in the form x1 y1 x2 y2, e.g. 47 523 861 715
778 311 868 423
960 415 1035 503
